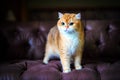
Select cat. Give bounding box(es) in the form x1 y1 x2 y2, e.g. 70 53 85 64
43 12 84 73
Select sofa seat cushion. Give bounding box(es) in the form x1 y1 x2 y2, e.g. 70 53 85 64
0 60 120 80
0 62 26 80
97 61 120 80
21 60 100 80
21 60 62 80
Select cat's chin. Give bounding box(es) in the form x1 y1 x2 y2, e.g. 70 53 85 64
64 30 75 34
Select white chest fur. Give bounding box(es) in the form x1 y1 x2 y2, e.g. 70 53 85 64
62 32 80 55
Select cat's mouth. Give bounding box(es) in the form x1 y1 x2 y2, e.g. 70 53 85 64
58 27 75 34
65 28 75 33
65 28 68 32
65 26 69 31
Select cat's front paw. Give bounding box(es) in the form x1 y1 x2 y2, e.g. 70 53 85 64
75 65 82 70
63 69 71 73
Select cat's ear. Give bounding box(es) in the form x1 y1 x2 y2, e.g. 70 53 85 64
58 12 63 19
75 13 81 19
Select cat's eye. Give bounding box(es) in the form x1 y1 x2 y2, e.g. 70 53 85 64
61 22 65 26
69 22 74 26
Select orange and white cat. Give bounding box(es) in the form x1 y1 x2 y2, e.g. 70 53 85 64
43 12 84 73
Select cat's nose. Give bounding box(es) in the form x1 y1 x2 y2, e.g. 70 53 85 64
66 26 69 29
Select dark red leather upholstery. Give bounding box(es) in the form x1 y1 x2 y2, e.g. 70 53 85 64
0 20 120 80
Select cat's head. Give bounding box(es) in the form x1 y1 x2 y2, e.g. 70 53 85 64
57 12 81 34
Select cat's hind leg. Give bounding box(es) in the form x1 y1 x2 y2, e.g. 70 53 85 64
43 48 53 64
43 53 50 64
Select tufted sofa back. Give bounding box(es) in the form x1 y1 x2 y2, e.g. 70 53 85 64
83 20 120 63
0 20 120 63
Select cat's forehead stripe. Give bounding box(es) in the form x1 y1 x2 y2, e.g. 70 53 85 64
70 19 73 22
60 14 76 23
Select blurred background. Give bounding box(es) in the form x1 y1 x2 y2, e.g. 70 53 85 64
0 0 120 23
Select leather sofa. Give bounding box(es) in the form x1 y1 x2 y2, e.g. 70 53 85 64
0 20 120 80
